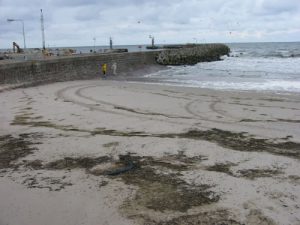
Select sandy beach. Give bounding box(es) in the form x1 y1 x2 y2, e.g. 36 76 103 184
0 79 300 225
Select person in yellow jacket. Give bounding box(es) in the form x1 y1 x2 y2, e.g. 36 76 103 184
101 63 107 78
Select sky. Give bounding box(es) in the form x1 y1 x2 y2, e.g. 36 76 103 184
0 0 300 48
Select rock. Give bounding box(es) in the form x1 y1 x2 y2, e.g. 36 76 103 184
156 44 230 65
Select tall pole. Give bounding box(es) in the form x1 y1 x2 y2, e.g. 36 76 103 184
21 20 26 50
149 35 154 48
41 9 46 50
109 37 113 50
93 37 96 53
7 18 26 52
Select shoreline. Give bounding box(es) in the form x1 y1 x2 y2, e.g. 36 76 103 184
111 71 300 97
2 67 300 97
123 79 300 96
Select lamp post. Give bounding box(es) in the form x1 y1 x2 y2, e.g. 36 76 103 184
7 18 26 51
93 37 96 53
109 37 113 50
149 35 154 48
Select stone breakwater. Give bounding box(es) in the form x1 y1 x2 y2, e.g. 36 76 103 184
156 44 230 65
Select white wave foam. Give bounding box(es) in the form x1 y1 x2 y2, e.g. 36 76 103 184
163 79 300 92
144 44 300 93
196 57 300 75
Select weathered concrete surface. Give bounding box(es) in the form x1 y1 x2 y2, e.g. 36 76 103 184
156 44 230 65
0 51 160 86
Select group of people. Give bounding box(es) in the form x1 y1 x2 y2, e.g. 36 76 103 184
101 62 117 78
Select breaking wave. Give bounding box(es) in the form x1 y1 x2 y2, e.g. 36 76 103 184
145 42 300 93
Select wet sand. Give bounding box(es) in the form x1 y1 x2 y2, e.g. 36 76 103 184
0 79 300 225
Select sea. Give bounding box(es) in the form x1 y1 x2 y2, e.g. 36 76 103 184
143 42 300 93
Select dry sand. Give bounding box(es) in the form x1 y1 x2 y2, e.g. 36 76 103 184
0 79 300 225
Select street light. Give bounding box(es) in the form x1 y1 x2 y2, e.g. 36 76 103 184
109 37 113 50
7 18 26 51
93 37 96 53
149 35 154 48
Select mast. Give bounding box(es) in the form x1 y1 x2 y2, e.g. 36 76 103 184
41 9 45 50
109 37 113 50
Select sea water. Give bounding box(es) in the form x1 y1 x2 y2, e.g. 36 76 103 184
145 42 300 93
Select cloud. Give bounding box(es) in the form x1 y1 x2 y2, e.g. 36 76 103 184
0 0 299 48
254 0 300 15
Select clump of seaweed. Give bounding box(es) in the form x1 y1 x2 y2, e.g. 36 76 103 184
173 128 300 159
141 210 242 225
206 162 282 180
12 110 300 159
11 106 88 134
0 133 42 169
91 128 300 159
45 156 111 170
206 162 236 176
236 169 282 180
11 114 87 133
25 159 44 169
43 153 217 211
115 154 218 212
22 176 73 191
103 142 119 148
140 208 276 225
95 128 300 159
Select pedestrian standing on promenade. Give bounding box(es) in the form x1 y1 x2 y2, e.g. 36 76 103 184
111 62 117 75
102 63 107 79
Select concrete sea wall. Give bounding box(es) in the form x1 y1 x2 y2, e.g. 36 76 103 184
0 51 159 86
0 44 230 88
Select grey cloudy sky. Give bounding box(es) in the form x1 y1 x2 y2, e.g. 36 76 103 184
0 0 299 48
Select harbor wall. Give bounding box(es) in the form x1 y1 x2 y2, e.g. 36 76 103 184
0 44 230 88
0 51 159 86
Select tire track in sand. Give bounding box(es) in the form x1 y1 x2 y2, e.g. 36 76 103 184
56 83 195 126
